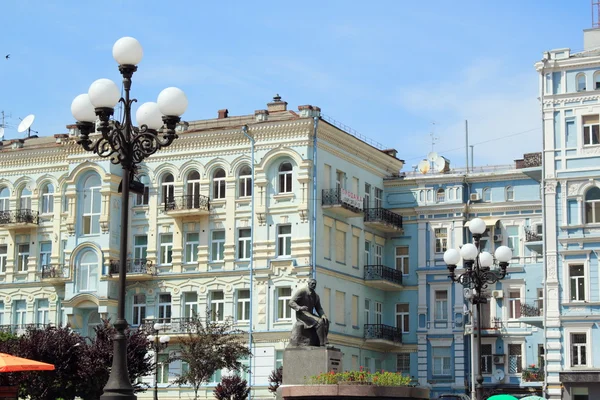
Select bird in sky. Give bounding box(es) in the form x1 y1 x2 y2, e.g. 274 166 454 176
5 54 9 59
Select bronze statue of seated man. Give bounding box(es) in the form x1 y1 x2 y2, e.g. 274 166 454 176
287 279 330 347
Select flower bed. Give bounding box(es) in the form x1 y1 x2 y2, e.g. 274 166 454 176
308 369 411 386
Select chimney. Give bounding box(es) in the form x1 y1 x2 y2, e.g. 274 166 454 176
298 105 321 118
584 28 600 51
255 109 269 122
218 109 229 119
267 94 287 112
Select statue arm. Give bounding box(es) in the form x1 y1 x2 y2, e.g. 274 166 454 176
289 290 308 311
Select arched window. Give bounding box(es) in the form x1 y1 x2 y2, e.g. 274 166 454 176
278 162 293 193
506 186 514 202
77 250 98 292
436 188 445 203
186 170 201 208
482 187 491 202
82 175 101 235
41 183 54 214
161 173 175 206
19 187 31 210
577 73 587 92
0 187 9 211
134 175 149 206
594 71 600 90
213 168 226 199
585 186 600 223
239 166 252 198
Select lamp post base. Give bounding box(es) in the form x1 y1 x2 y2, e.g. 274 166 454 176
100 320 136 400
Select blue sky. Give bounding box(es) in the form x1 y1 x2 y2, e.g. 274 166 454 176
0 0 591 169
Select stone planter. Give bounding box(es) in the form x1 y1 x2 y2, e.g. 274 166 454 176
280 384 429 400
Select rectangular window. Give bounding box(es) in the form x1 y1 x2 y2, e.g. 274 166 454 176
132 294 146 326
434 228 447 253
583 115 600 145
210 291 225 321
364 357 372 373
375 301 382 324
508 343 523 373
237 289 250 322
481 344 493 374
39 241 52 270
374 188 382 208
211 230 225 262
239 172 252 198
364 241 371 266
351 295 359 327
396 354 410 375
507 226 520 257
364 183 371 209
324 225 331 260
134 235 148 261
395 304 409 333
36 299 49 325
335 228 346 264
434 290 448 321
277 225 292 257
41 188 54 214
571 333 587 366
183 292 198 318
82 186 101 235
395 246 409 275
157 354 170 384
432 347 451 376
16 243 29 272
0 245 7 273
374 244 382 265
158 294 171 323
352 234 359 267
13 300 26 327
238 228 251 260
570 264 585 301
184 232 199 264
135 178 149 206
277 287 292 320
335 291 345 325
509 290 522 319
336 170 345 191
364 299 371 324
159 234 173 265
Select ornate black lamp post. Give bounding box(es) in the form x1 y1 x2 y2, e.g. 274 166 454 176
70 36 187 400
147 323 170 400
443 217 512 400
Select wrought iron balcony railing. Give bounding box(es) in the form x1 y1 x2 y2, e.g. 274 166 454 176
164 194 210 212
0 323 52 334
364 208 403 229
524 227 543 242
107 258 155 275
364 264 403 286
364 324 402 343
521 302 542 317
0 209 39 225
321 188 363 213
140 317 199 334
41 265 69 279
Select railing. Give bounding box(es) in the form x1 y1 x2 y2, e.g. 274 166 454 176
0 323 52 334
0 209 39 225
41 265 68 279
140 317 198 334
364 208 403 229
525 227 543 242
481 317 503 330
321 188 363 213
364 264 403 286
107 259 155 275
164 194 210 212
521 302 542 317
364 324 402 343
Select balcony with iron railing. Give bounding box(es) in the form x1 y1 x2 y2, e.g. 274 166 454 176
322 188 363 217
0 323 52 335
139 317 198 335
164 194 210 217
364 324 402 350
519 302 544 328
363 208 403 232
40 264 70 282
105 259 156 279
524 227 543 253
0 209 39 228
364 264 403 291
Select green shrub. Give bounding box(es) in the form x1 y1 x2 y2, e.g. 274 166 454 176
309 368 411 386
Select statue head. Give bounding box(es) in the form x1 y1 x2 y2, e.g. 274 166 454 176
308 278 317 291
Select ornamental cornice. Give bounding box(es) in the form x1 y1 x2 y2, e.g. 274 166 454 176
468 201 542 213
544 93 600 106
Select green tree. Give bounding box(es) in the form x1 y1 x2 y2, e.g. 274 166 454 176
171 316 252 400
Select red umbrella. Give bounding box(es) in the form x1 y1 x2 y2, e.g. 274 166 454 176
0 353 55 372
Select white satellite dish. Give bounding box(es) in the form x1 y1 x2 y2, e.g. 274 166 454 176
427 151 438 162
433 154 447 172
18 114 35 133
494 369 505 381
0 127 4 140
418 159 430 174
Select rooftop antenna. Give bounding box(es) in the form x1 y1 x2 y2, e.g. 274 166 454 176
429 122 438 152
593 0 600 28
17 114 38 138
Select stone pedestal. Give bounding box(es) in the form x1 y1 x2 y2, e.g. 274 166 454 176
282 346 343 385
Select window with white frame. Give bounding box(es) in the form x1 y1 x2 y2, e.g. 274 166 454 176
481 344 492 374
19 187 31 210
213 168 226 199
506 186 514 202
335 170 345 191
39 242 51 270
434 228 447 253
595 71 600 90
570 264 586 301
132 294 146 326
0 245 6 273
583 115 600 145
238 165 252 198
508 290 522 319
161 173 175 206
395 246 409 274
16 243 29 272
278 162 293 193
36 299 49 325
436 188 445 203
375 301 382 324
434 290 448 321
432 347 451 376
210 291 225 321
507 226 520 257
238 228 251 260
0 187 8 211
577 73 587 92
364 241 371 266
480 187 491 202
157 354 170 384
211 230 225 262
536 288 544 314
184 232 199 264
134 235 148 261
157 293 171 323
395 303 409 333
374 244 382 265
159 234 173 265
571 333 588 366
77 250 98 292
277 225 292 257
13 300 26 327
41 183 54 214
585 187 600 223
277 287 292 320
364 183 371 209
508 343 523 374
396 353 410 375
237 289 250 322
364 299 371 324
183 292 198 318
186 170 201 208
82 174 101 235
374 187 383 208
134 175 149 206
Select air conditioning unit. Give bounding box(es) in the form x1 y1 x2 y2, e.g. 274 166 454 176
470 193 481 201
493 355 505 364
492 290 504 299
493 234 503 242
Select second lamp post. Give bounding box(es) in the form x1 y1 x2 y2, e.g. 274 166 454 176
148 323 170 400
